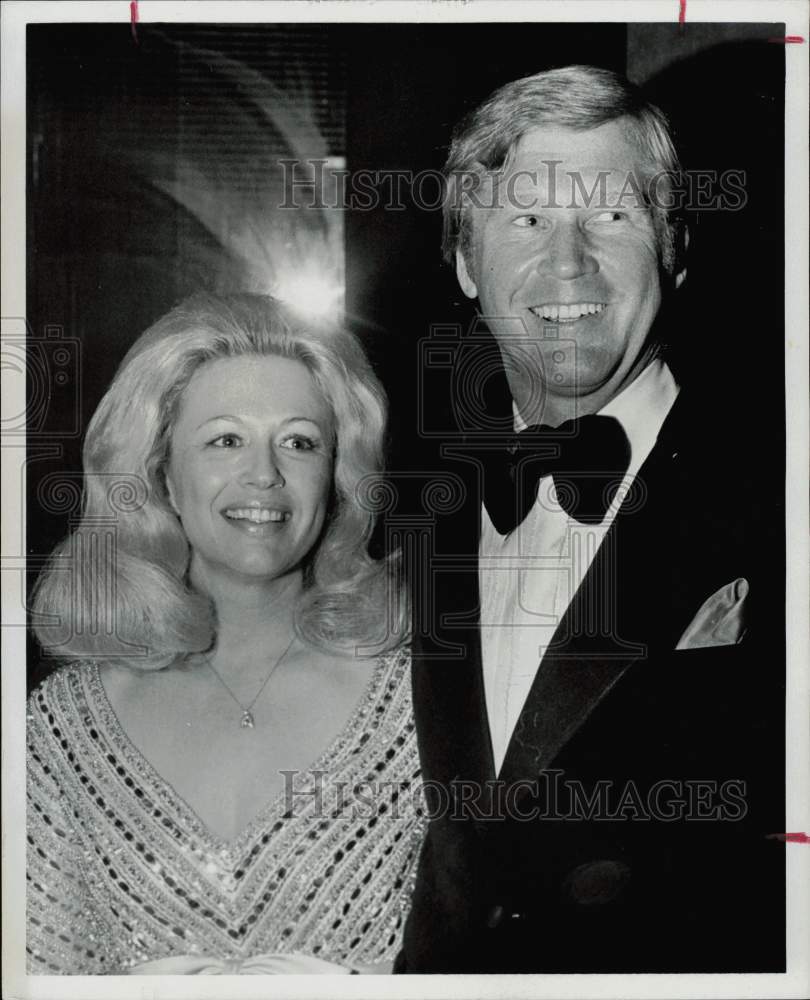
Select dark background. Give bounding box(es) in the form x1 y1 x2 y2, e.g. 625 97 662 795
26 22 785 687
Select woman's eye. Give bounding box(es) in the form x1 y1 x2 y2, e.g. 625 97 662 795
209 433 242 448
281 435 317 452
512 215 539 228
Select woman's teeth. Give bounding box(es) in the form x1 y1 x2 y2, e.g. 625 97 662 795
530 303 606 321
224 508 288 523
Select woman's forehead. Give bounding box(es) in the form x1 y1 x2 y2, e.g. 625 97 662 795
174 355 333 429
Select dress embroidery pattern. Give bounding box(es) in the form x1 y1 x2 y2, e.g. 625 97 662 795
26 648 424 974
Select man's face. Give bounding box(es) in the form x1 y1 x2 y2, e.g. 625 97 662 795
456 119 664 422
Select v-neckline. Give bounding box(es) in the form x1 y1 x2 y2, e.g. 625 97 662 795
85 654 393 857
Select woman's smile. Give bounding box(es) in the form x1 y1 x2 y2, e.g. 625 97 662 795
221 502 292 533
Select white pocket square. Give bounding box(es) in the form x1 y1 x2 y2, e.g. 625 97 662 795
676 577 749 650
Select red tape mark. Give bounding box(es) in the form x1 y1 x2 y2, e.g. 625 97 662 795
768 36 805 43
130 0 139 44
766 832 810 844
678 0 686 26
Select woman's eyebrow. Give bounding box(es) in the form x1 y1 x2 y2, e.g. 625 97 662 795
279 415 325 427
192 414 326 432
193 413 242 431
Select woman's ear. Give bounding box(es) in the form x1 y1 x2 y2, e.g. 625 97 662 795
164 468 180 516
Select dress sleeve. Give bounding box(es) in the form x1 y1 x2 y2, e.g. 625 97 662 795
26 689 113 974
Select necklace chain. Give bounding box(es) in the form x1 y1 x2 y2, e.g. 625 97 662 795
202 635 296 730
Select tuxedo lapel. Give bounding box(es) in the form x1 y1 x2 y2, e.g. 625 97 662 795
497 390 692 785
413 359 726 792
496 516 653 785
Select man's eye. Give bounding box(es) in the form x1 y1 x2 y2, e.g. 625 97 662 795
512 215 539 228
209 433 242 448
589 211 628 224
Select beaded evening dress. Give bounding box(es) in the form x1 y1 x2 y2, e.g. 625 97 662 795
26 647 424 974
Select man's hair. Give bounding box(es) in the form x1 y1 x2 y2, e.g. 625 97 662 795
443 64 684 273
32 293 402 668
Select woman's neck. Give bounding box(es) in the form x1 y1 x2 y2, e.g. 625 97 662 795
190 565 304 673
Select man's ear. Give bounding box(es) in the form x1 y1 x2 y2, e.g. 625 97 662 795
674 223 689 289
455 247 478 300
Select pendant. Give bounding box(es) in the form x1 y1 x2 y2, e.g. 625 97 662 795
240 710 255 729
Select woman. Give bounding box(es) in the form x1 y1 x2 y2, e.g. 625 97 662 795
27 293 423 975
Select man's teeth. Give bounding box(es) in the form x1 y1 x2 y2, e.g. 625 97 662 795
530 303 606 321
225 508 288 523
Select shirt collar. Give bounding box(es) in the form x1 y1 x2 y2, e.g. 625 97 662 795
513 358 680 476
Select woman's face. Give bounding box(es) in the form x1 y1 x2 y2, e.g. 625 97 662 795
165 354 335 591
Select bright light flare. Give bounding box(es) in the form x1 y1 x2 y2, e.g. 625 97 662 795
277 271 344 321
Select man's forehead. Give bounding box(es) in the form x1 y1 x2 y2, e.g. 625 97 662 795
507 119 646 172
475 120 652 212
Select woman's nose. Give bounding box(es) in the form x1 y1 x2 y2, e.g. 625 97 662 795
241 445 284 489
540 222 598 281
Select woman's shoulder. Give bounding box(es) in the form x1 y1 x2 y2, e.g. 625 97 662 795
29 658 93 697
27 663 102 808
348 644 415 757
376 642 411 673
369 643 412 705
29 659 84 703
27 660 103 743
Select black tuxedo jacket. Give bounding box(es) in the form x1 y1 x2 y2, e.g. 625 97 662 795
397 372 785 973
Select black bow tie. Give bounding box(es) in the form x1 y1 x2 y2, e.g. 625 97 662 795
482 414 631 534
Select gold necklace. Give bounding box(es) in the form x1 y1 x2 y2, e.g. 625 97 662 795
202 635 296 730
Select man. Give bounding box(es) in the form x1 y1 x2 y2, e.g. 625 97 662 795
398 65 784 973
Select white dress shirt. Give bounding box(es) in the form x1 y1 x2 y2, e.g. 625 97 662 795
479 358 680 773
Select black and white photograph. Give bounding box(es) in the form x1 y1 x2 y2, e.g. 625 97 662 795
2 1 808 997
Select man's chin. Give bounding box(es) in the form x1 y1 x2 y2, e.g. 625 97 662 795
542 371 615 399
520 369 625 424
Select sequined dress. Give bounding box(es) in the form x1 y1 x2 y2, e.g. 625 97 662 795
26 648 424 974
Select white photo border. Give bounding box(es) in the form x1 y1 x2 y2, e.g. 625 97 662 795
3 2 808 998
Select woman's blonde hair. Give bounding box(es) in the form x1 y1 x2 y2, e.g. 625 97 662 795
32 293 403 668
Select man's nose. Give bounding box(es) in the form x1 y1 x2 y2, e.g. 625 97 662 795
241 444 284 489
540 222 598 280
